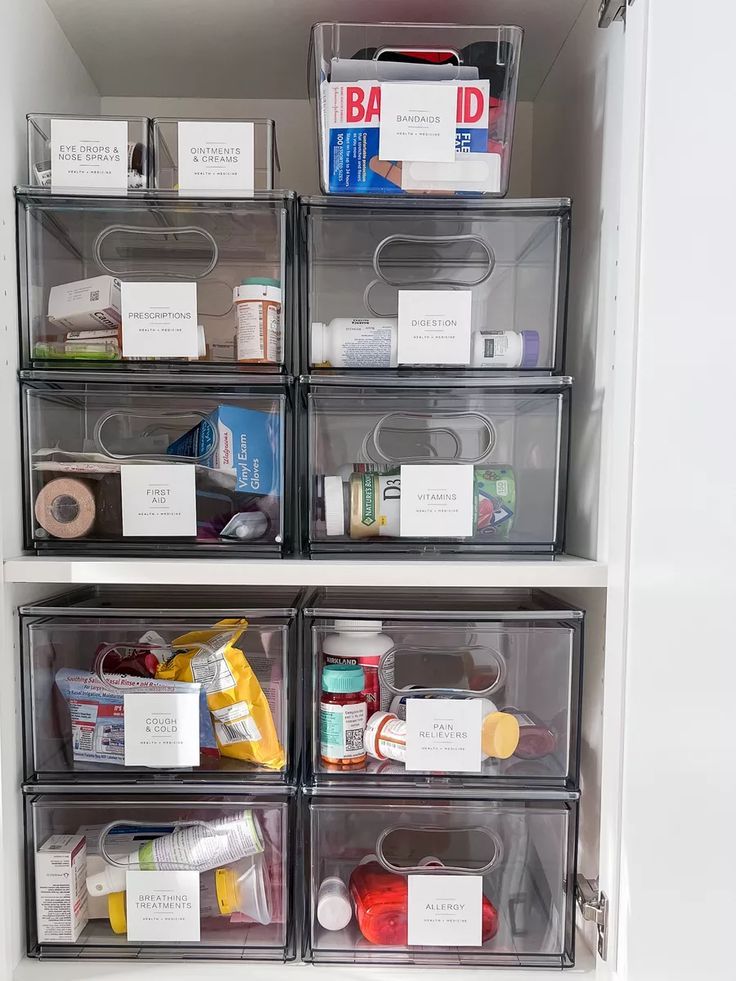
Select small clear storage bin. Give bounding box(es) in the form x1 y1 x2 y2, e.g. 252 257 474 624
152 118 279 191
310 23 523 196
304 588 583 791
21 378 290 556
301 197 570 373
302 377 570 556
26 794 294 960
21 586 300 787
305 796 576 967
16 189 293 372
27 114 150 190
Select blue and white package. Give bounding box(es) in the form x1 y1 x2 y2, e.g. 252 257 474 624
166 404 281 497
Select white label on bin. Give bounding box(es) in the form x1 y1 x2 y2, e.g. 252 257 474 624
126 871 200 942
399 465 474 539
50 118 128 191
405 697 483 773
379 83 457 163
121 464 197 537
121 282 199 358
397 290 472 365
123 692 200 767
407 874 483 946
177 120 255 192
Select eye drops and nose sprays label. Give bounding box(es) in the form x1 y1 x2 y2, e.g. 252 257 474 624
50 118 129 191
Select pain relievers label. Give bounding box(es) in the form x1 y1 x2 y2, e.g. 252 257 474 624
397 290 472 365
121 281 199 358
50 118 128 191
379 83 457 163
400 465 474 539
407 874 483 946
126 870 200 942
177 120 255 192
405 697 483 773
120 464 197 537
123 691 200 767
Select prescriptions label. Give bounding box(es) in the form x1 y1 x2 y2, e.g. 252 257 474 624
123 691 200 767
379 83 457 163
126 870 200 942
177 120 255 192
121 281 199 358
407 874 483 946
399 465 474 539
120 464 197 537
50 118 128 191
397 289 472 365
405 697 483 773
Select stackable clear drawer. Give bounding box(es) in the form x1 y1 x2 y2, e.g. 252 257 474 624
22 379 290 556
26 794 294 960
305 796 576 967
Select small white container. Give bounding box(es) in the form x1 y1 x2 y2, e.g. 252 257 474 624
233 278 282 363
311 318 398 367
316 877 353 931
471 329 539 368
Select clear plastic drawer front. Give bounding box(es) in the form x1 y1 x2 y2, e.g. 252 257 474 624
16 190 293 372
304 379 570 556
302 198 570 374
26 795 294 960
22 381 289 556
306 797 575 967
310 23 523 197
21 587 300 786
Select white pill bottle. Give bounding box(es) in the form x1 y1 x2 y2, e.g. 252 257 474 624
322 619 394 717
311 318 398 367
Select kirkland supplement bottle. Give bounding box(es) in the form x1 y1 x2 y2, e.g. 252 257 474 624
233 277 282 364
320 664 367 768
323 620 394 718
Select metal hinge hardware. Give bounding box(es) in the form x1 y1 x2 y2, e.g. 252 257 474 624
576 874 608 960
599 0 635 28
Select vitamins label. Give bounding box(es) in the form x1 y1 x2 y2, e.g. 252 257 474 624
405 697 483 773
320 701 367 761
407 874 483 946
177 120 255 192
50 118 128 191
123 692 200 767
400 465 474 538
121 281 199 358
120 464 197 537
126 870 200 942
379 83 457 163
397 289 472 365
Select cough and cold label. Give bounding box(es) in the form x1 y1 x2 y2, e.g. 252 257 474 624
320 701 367 761
50 118 128 190
407 874 483 946
123 691 200 767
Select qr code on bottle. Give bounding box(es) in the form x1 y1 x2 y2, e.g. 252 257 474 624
89 290 100 302
345 728 363 752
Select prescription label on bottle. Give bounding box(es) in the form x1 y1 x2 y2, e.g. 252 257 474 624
126 870 200 942
50 118 128 191
177 121 255 193
120 464 197 537
123 692 200 767
399 465 474 538
397 290 472 365
121 281 199 358
320 702 367 760
405 697 483 773
407 874 483 946
379 83 457 163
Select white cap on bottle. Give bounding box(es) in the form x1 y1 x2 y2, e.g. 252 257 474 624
86 861 128 897
316 877 353 931
311 322 327 365
323 476 346 536
333 619 383 632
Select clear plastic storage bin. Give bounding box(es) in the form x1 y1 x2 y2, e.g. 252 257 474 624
304 589 582 791
302 377 570 556
310 23 523 196
21 379 290 556
305 796 576 967
27 114 150 190
25 794 294 960
152 118 279 191
302 198 570 374
21 586 300 787
16 189 293 372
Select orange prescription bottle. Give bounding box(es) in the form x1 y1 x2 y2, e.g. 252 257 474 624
233 277 282 363
320 664 367 768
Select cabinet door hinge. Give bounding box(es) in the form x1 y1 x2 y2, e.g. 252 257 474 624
598 0 635 28
576 874 608 960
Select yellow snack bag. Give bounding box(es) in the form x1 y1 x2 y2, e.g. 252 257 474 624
156 618 285 771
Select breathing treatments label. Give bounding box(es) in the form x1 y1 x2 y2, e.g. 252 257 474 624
123 691 200 767
177 120 255 192
120 464 197 537
379 83 457 163
405 697 483 773
50 118 128 191
126 870 200 942
397 290 472 365
121 281 199 358
407 874 483 946
399 465 474 539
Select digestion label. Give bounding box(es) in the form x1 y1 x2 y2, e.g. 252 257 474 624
397 289 472 365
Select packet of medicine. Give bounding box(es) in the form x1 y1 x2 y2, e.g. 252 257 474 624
35 835 88 942
47 275 122 332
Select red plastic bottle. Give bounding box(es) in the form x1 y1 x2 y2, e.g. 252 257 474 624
503 707 557 759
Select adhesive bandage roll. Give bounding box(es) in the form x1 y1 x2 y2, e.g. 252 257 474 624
34 477 96 539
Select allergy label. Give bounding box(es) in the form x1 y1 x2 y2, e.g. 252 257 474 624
407 874 483 946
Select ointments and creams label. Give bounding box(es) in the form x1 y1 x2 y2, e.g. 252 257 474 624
397 290 472 365
121 282 199 358
121 464 197 537
123 692 200 767
405 697 483 772
126 871 200 942
50 118 128 191
400 465 474 538
408 874 483 946
177 121 255 192
379 83 457 163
